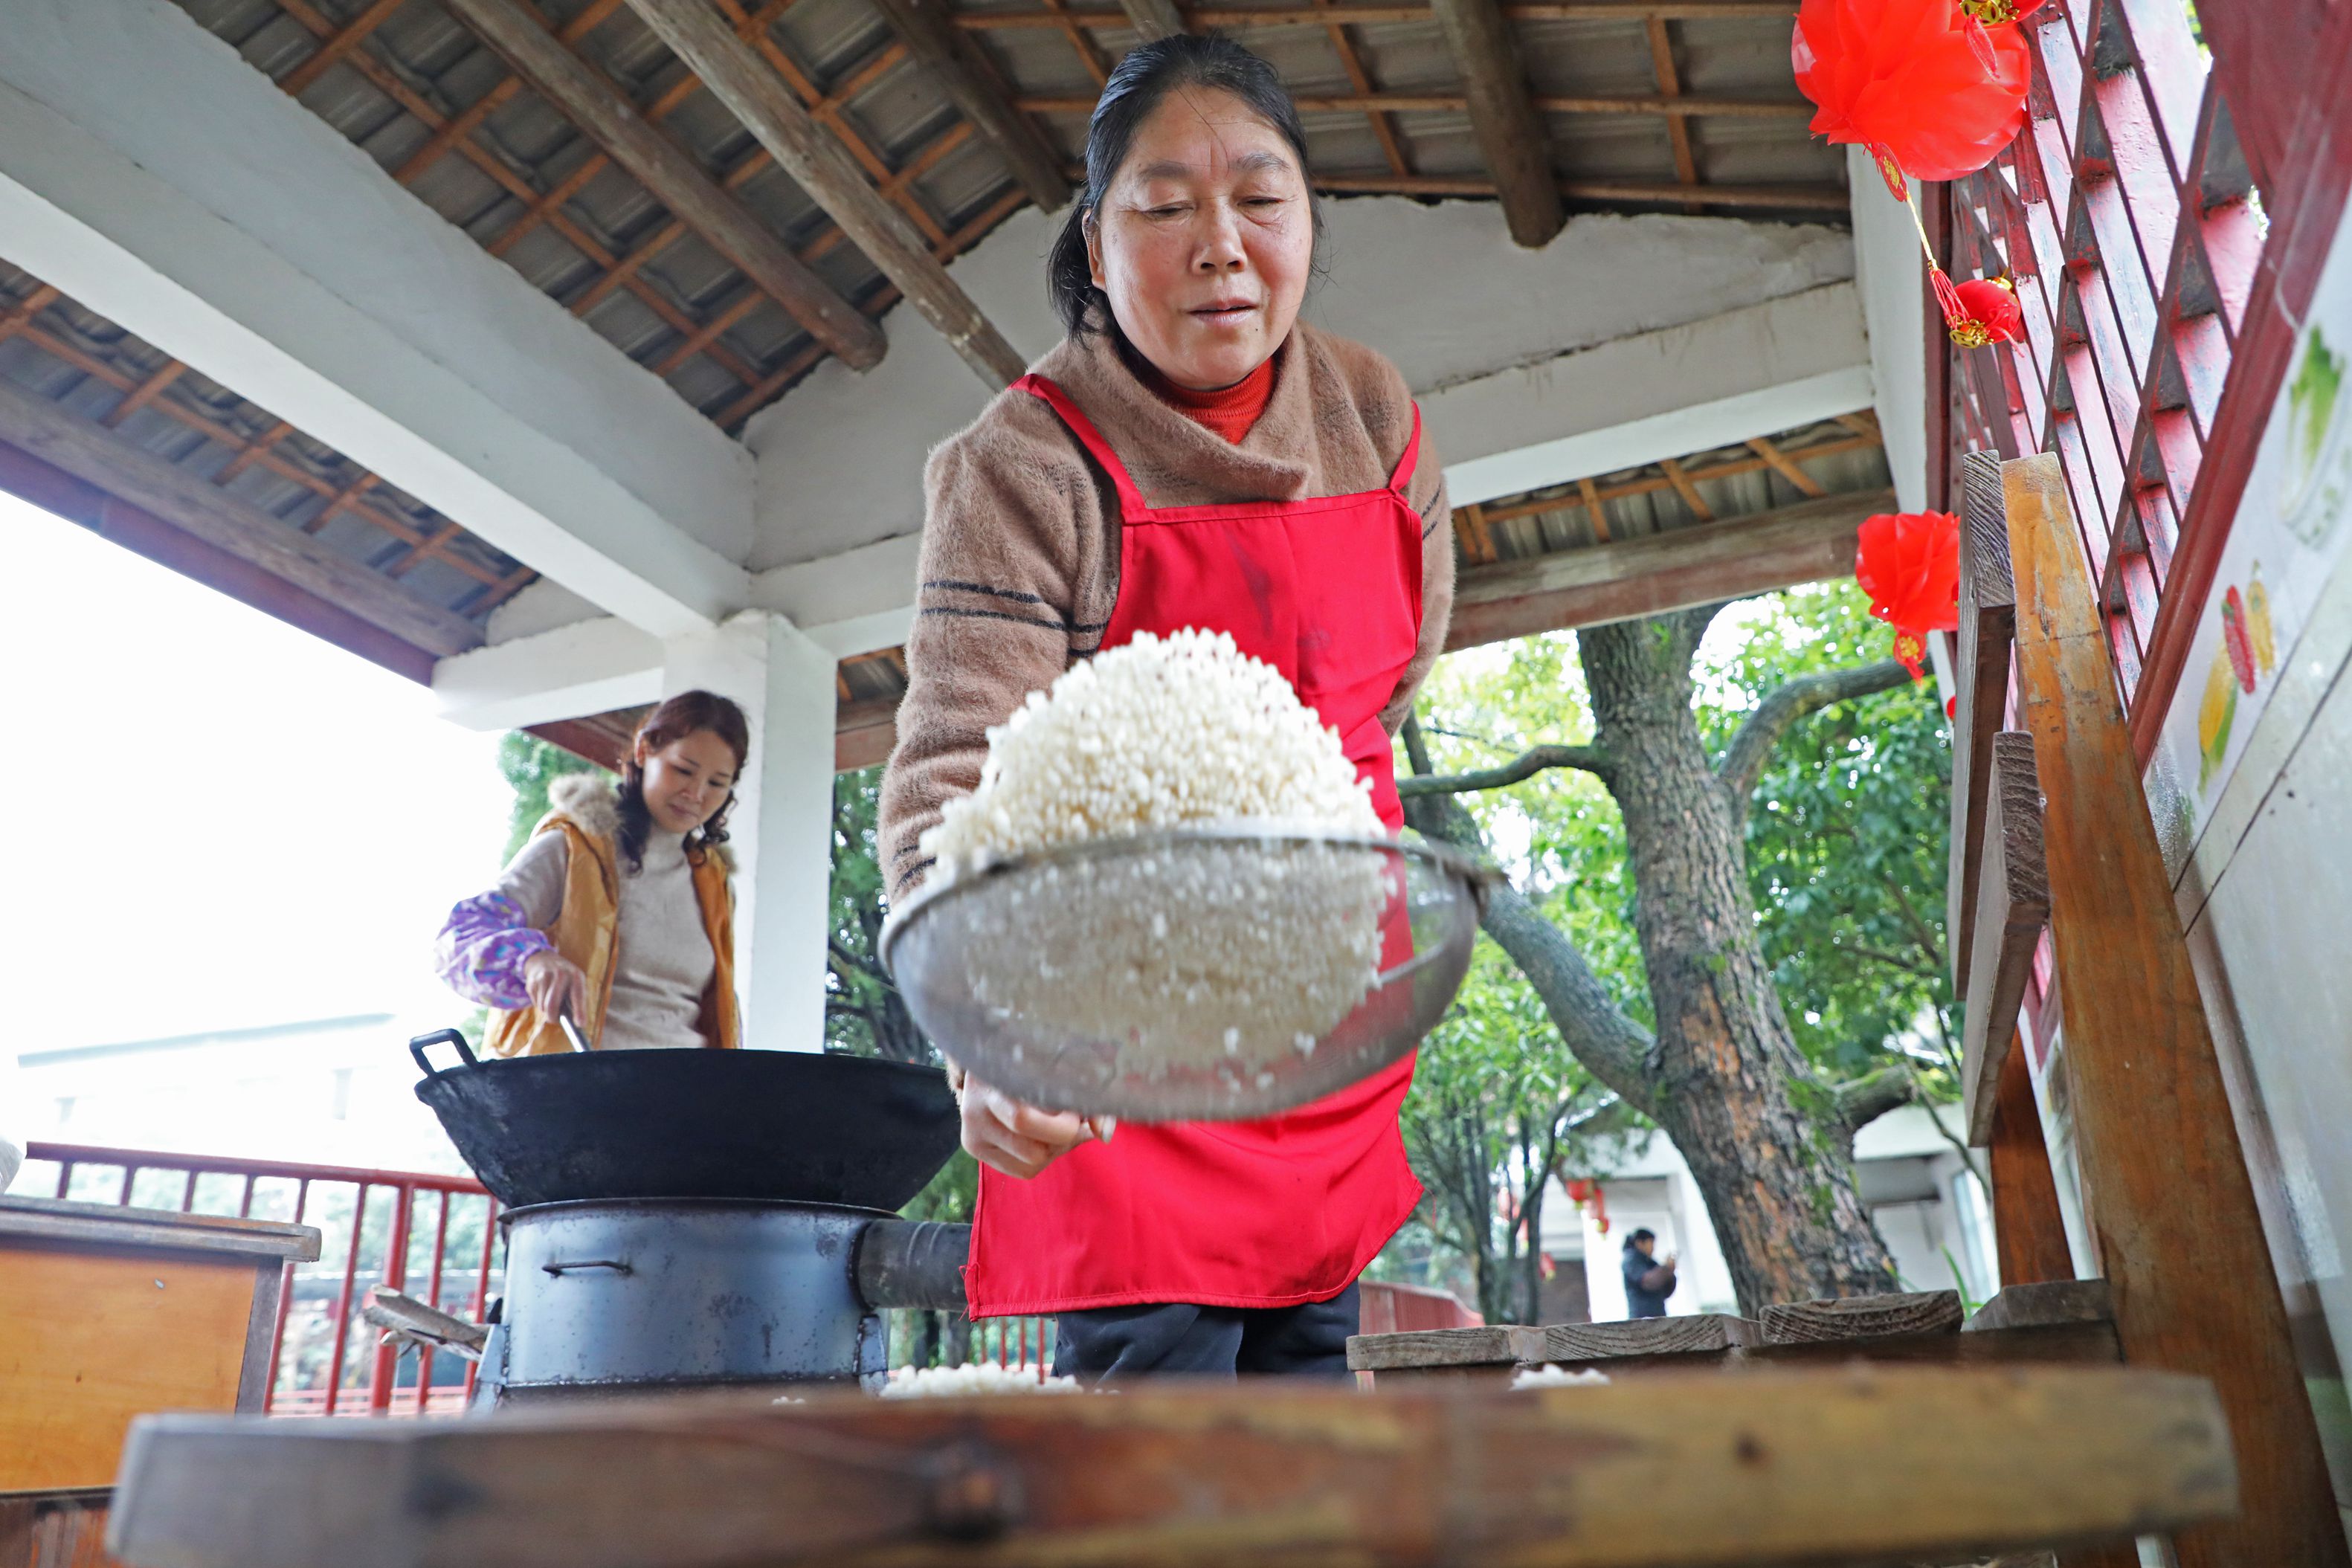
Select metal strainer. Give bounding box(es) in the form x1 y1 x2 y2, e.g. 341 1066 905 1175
879 826 1495 1120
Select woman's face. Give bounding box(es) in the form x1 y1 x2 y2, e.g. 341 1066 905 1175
1087 87 1313 391
636 729 740 836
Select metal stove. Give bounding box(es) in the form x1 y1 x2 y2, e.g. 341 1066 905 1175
470 1203 967 1405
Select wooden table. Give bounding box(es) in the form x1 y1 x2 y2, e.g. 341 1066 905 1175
104 1364 2233 1567
0 1195 320 1494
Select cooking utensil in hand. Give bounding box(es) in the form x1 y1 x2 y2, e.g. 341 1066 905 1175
557 1007 593 1054
880 826 1495 1122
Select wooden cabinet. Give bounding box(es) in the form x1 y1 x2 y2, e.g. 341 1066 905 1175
0 1196 319 1494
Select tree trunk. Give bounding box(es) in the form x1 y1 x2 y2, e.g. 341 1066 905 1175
1576 616 1894 1311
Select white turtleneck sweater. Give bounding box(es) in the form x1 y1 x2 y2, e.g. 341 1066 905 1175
496 828 716 1051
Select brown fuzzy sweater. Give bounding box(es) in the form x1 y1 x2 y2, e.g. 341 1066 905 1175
877 322 1454 898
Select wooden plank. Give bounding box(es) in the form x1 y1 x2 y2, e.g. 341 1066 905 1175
864 0 1070 212
629 0 1028 388
1115 0 1190 37
1540 1313 1754 1360
1757 1289 1964 1344
0 1243 257 1491
0 390 483 658
2001 451 2350 1568
1344 1323 1544 1370
1950 449 2016 990
1427 0 1562 248
1960 732 2049 1145
1965 1280 2111 1334
441 0 886 372
1444 487 1888 651
109 1369 2234 1568
1988 1029 2078 1287
0 1198 320 1264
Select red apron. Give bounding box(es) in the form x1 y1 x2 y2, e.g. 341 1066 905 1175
962 372 1427 1317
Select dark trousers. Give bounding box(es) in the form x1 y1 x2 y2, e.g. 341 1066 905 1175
1052 1283 1361 1382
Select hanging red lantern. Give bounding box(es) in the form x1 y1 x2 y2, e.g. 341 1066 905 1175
1943 274 2026 347
1855 510 1962 677
1792 0 2031 197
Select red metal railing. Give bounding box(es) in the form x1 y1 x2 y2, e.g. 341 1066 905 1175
24 1142 500 1416
21 1140 1055 1398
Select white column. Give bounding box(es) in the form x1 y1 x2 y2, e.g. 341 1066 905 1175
1848 145 1930 514
663 612 837 1052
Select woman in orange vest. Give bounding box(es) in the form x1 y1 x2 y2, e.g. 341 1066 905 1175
436 691 749 1056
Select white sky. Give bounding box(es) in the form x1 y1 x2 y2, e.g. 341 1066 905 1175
0 491 515 1056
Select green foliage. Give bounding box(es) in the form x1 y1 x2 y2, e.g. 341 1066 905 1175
1717 586 1956 1088
825 766 933 1062
1397 936 1633 1323
495 732 600 863
1411 582 1953 1096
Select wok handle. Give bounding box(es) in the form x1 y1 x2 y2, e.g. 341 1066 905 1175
855 1221 972 1312
408 1028 480 1079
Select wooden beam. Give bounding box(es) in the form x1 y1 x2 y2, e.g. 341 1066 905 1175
1302 173 1849 210
958 2 1804 30
628 0 1028 388
1657 454 1713 520
440 0 887 372
1744 434 1826 497
0 380 482 659
1959 732 2048 1146
1643 15 1701 214
1428 0 1563 247
2002 451 2351 1568
110 1369 2235 1568
1446 487 1890 650
834 694 900 772
0 438 440 685
1116 0 1191 36
1020 91 1811 117
865 0 1072 210
1988 1031 2078 1287
1950 451 2017 990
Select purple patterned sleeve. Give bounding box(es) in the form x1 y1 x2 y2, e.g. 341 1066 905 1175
436 891 554 1010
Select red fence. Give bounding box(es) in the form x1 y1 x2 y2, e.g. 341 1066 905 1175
25 1142 501 1416
20 1140 1061 1401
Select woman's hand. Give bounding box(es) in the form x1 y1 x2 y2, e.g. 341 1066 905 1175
957 1074 1106 1180
522 951 589 1027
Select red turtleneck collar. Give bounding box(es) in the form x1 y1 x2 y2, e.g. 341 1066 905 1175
1144 355 1276 445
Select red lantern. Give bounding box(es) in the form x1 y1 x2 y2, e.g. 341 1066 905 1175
1793 0 2030 195
1945 274 2026 347
1855 510 1961 677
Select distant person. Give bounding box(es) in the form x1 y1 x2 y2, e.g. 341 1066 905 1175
1623 1228 1678 1318
435 691 749 1054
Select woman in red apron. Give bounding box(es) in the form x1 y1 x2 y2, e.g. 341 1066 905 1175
876 33 1454 1379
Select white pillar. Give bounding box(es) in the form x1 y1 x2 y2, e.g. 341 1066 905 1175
662 611 837 1052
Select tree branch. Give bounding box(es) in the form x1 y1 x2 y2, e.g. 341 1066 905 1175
1718 659 1914 801
1396 743 1615 798
1399 715 1661 1111
1833 1062 1916 1135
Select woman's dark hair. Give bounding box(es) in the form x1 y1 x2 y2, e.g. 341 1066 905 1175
617 689 751 874
1046 33 1321 340
1623 1227 1657 1250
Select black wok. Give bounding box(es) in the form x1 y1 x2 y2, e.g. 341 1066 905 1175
408 1031 960 1211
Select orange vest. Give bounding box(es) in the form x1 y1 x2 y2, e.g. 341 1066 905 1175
484 810 739 1057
